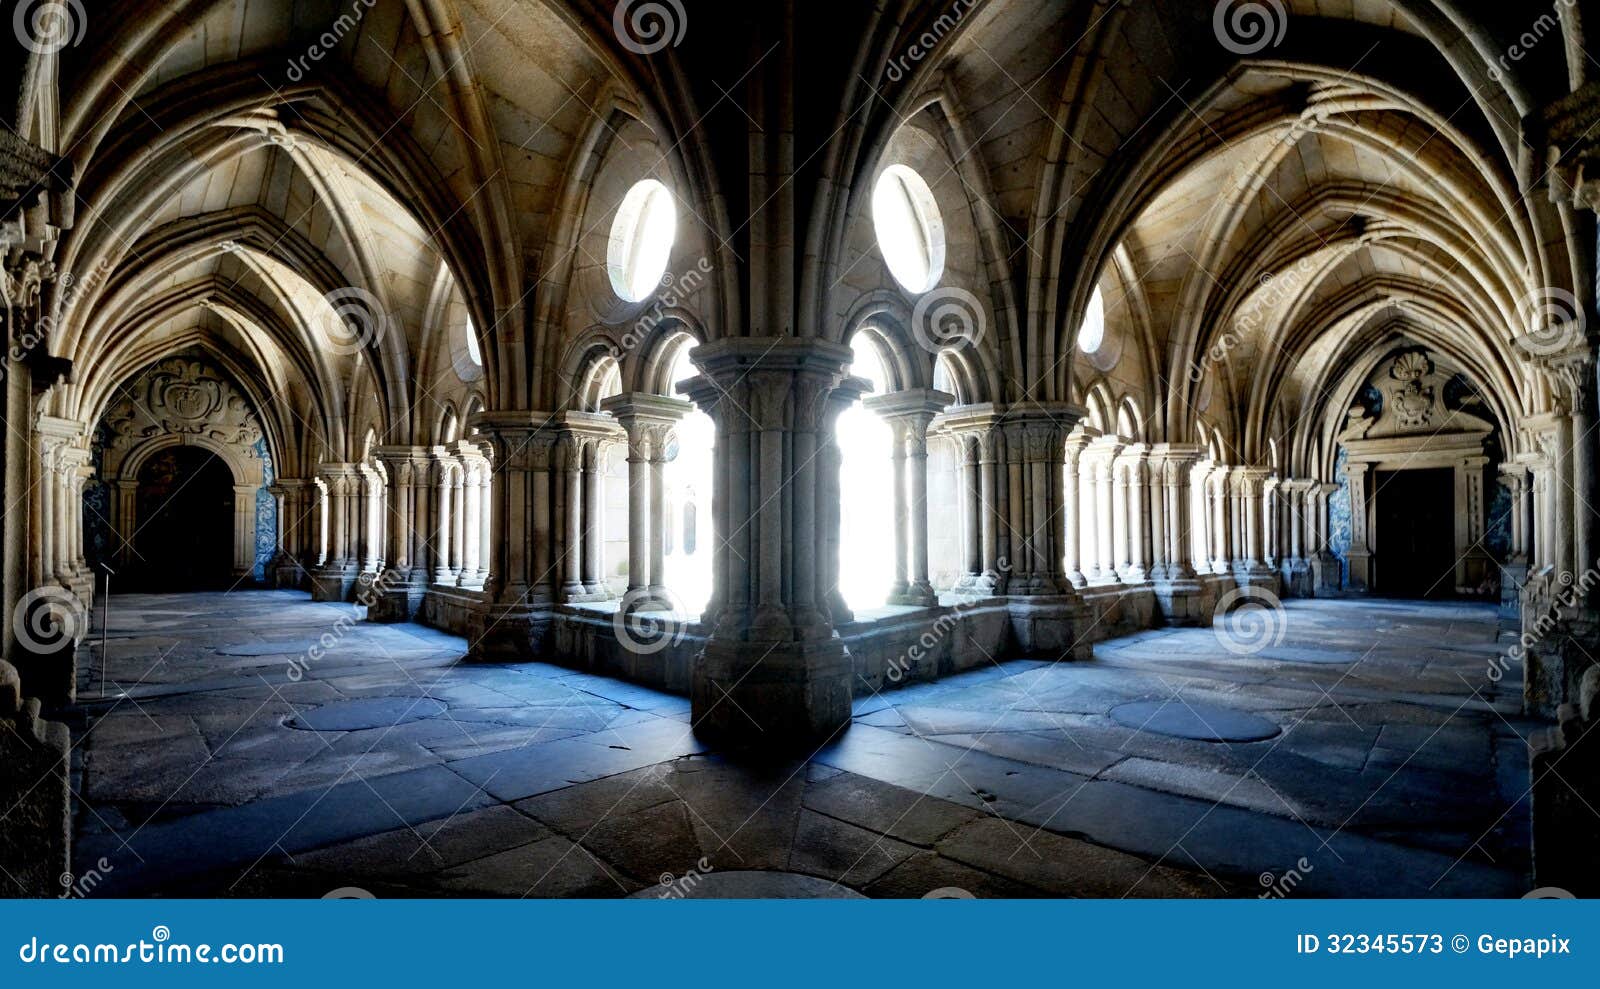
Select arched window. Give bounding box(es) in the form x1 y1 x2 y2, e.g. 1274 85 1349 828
465 316 482 367
608 179 677 303
872 165 946 295
837 334 896 612
662 342 714 614
439 407 459 445
1077 285 1106 353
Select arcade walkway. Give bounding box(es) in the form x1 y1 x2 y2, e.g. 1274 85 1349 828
65 592 1534 897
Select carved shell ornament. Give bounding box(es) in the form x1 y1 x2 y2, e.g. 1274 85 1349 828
1388 351 1436 428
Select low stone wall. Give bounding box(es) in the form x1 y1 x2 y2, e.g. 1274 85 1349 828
415 583 1201 699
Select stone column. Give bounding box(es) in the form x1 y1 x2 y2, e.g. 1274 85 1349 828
1062 432 1089 587
368 448 430 621
468 414 560 659
1233 467 1275 586
458 446 487 590
475 440 494 587
1342 460 1371 591
1088 439 1120 584
818 378 873 623
432 451 457 586
1209 465 1230 574
311 464 360 601
1078 445 1100 582
867 390 953 607
583 439 608 596
112 480 138 567
557 434 585 600
601 394 692 610
888 424 910 599
674 338 859 748
1147 445 1204 623
449 460 467 577
1117 444 1149 582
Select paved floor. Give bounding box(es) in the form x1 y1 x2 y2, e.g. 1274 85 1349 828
65 591 1537 898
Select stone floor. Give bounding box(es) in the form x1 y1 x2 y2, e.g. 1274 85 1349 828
60 591 1538 898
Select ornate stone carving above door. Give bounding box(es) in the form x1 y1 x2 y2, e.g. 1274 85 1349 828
1338 347 1495 442
101 356 265 476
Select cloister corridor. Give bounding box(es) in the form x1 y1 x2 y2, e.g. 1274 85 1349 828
64 590 1533 899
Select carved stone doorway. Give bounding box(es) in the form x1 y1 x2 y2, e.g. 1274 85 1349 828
132 447 236 590
1373 467 1456 598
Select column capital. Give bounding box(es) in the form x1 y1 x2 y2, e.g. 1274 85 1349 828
863 388 954 426
1147 443 1204 466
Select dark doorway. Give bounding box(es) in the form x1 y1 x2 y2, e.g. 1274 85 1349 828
1373 467 1455 599
132 447 236 590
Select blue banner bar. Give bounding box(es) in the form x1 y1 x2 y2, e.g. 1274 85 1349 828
3 900 1589 986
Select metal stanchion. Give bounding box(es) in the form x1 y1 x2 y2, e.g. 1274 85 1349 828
98 563 115 700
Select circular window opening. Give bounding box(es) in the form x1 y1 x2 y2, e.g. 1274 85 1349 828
872 165 945 295
608 179 678 303
465 316 482 367
1076 286 1106 353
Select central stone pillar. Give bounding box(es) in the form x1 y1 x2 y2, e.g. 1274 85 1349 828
994 403 1092 658
867 389 953 607
469 413 560 659
676 338 858 750
601 394 693 609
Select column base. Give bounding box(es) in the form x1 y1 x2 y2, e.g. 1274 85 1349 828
887 581 938 607
1311 552 1342 595
691 635 853 753
367 574 428 623
1002 593 1094 661
1280 558 1313 597
310 566 357 602
1150 577 1209 626
468 595 555 662
1233 565 1280 596
0 668 71 897
1500 562 1528 627
273 560 307 590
